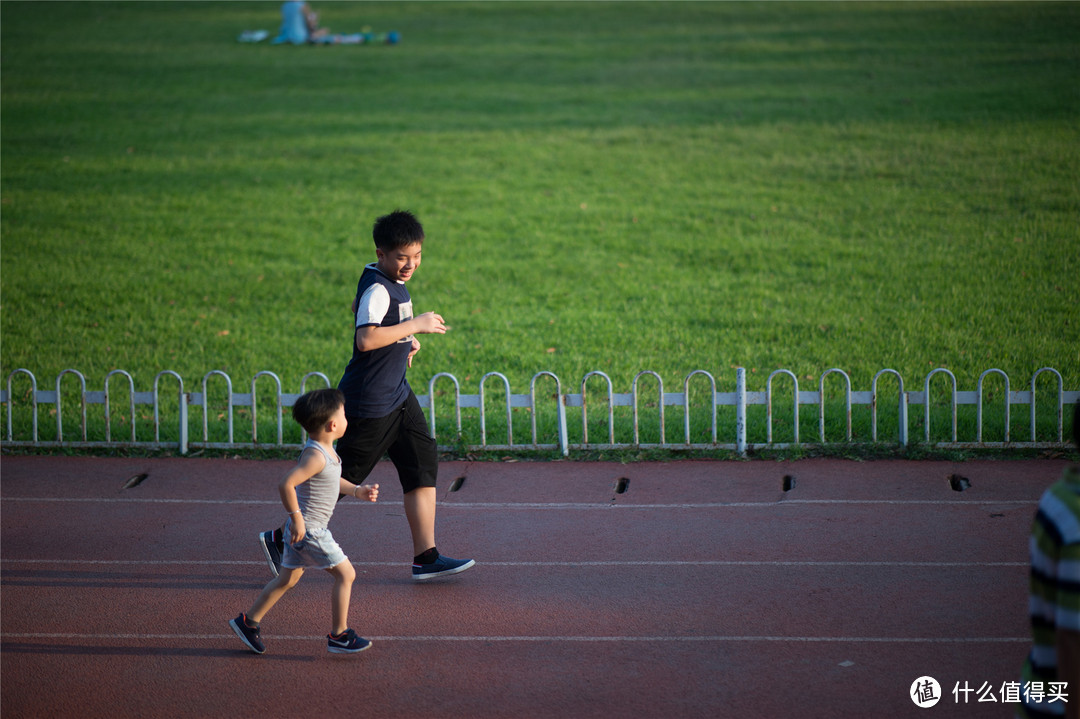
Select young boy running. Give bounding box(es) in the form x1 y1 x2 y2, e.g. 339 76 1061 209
260 210 474 581
231 388 379 655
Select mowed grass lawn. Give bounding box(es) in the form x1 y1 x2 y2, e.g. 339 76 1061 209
1 1 1078 446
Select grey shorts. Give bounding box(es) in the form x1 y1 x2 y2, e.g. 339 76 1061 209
281 524 347 570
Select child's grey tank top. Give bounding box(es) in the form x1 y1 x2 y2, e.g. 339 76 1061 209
295 439 341 530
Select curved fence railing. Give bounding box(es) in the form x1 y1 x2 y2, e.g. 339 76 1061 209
2 367 1077 456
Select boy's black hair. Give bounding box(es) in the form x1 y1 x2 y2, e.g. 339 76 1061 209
292 388 345 434
372 209 424 251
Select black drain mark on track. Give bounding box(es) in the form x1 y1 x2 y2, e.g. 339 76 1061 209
611 477 630 502
122 473 149 490
948 474 971 492
442 475 467 501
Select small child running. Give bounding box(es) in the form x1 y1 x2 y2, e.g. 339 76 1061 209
229 388 379 655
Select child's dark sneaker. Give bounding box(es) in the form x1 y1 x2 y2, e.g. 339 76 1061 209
412 554 475 581
327 628 372 654
259 530 282 577
229 613 265 654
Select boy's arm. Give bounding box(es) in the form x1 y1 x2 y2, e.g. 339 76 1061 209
355 312 447 353
407 337 421 368
278 448 326 543
339 478 379 502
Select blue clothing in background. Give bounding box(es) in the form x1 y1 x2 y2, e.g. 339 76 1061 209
272 1 308 45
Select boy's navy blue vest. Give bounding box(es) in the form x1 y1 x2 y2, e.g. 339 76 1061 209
338 264 414 418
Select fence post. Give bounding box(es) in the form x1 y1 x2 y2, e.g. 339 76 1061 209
898 387 909 447
153 370 186 454
819 369 852 443
766 369 799 446
923 368 958 444
557 393 569 456
1031 368 1064 443
252 371 284 446
683 370 717 446
581 371 614 447
56 369 88 444
202 370 235 445
178 392 189 454
632 371 664 447
479 371 513 448
6 369 38 443
736 367 747 456
104 369 136 444
530 371 568 456
427 373 462 442
976 369 1010 444
871 369 905 446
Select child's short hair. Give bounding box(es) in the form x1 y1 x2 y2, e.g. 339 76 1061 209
373 210 424 251
292 388 345 434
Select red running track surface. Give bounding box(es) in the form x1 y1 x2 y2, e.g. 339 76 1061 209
1 455 1071 718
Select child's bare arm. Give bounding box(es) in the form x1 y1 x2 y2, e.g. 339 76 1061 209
278 448 326 543
340 478 379 502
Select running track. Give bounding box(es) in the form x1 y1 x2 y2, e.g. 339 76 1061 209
1 455 1071 718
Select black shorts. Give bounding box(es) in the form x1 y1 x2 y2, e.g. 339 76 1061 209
337 390 437 494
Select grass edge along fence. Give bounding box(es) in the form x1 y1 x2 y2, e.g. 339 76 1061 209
3 367 1077 457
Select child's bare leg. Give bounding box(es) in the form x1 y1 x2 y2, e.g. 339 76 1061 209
248 567 303 623
403 486 437 556
326 559 356 635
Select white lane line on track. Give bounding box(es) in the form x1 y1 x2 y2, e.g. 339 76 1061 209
0 497 1038 508
0 632 1029 643
0 558 1027 568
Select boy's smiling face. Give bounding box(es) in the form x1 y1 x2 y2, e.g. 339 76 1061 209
375 242 423 283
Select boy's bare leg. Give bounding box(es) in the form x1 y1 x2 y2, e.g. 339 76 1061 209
403 486 437 556
326 560 357 636
249 567 304 623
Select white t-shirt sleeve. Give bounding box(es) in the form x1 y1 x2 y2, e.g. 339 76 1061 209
355 283 391 328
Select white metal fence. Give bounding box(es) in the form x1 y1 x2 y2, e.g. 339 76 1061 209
2 367 1077 456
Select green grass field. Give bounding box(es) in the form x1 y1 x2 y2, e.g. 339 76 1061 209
2 1 1078 450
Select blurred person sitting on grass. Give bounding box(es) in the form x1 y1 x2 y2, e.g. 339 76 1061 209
271 1 399 45
272 1 328 45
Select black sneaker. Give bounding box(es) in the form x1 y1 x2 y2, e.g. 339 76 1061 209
412 554 476 581
327 628 372 654
259 530 282 577
229 613 265 654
